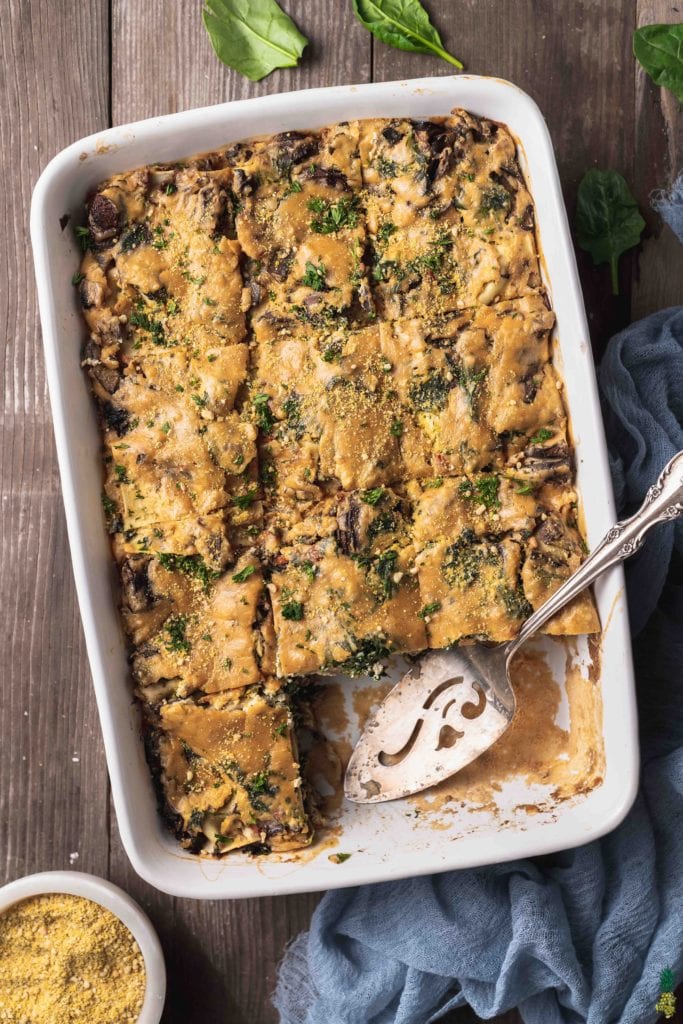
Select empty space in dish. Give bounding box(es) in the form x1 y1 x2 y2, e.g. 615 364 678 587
31 76 638 898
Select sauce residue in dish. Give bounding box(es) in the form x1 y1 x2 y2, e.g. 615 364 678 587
309 637 604 833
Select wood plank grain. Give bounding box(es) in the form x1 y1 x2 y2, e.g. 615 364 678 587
372 0 640 358
0 0 110 884
111 0 371 122
107 4 368 1022
632 0 683 321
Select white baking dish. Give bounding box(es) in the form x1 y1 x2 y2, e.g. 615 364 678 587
31 76 638 899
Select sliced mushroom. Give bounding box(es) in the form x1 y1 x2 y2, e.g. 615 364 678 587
274 131 320 172
88 192 120 244
121 556 155 612
519 441 572 483
78 278 103 310
305 165 349 191
90 364 121 394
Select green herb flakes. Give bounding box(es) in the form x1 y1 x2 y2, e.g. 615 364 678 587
232 564 257 583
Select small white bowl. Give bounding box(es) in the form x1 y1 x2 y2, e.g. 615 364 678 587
0 871 166 1023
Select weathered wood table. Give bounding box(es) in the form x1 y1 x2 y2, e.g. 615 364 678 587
2 2 681 1021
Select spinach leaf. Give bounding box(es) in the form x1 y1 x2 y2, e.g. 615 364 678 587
202 0 308 82
352 0 463 69
575 169 645 295
633 23 683 104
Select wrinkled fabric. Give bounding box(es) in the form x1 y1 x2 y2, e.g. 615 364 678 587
598 308 683 635
274 303 683 1024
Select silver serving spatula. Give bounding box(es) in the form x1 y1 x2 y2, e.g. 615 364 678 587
345 451 683 803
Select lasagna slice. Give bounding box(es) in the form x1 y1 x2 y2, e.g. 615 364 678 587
264 490 426 678
232 122 375 327
154 688 311 854
378 294 561 479
118 550 274 705
359 112 540 318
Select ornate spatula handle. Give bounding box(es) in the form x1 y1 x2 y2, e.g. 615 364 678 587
508 450 683 659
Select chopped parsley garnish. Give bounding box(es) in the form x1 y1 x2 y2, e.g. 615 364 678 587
299 561 317 581
113 464 128 483
390 418 404 437
458 475 501 511
419 601 442 619
101 493 120 532
231 487 258 509
281 600 304 621
157 553 220 591
152 226 170 250
164 614 191 654
368 509 397 539
252 392 274 432
75 225 91 251
479 184 511 215
282 395 304 438
376 156 399 177
101 493 117 516
282 395 301 421
308 195 359 234
246 770 277 811
71 272 84 286
232 564 256 583
322 339 342 363
214 833 234 847
301 259 327 291
376 221 397 243
129 308 166 346
423 477 443 489
331 852 352 863
361 487 385 506
188 809 204 830
338 635 391 679
530 427 554 444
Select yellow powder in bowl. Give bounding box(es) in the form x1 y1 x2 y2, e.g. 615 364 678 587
0 892 146 1023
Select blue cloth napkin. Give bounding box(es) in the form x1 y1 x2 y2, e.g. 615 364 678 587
274 192 683 1023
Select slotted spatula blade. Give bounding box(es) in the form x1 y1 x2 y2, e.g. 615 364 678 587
344 649 514 803
345 452 683 805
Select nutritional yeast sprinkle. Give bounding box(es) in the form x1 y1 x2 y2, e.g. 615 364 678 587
0 892 146 1023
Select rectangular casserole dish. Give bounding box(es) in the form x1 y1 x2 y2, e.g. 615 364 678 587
30 75 639 899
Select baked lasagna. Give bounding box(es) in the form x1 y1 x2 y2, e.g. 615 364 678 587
76 109 598 856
